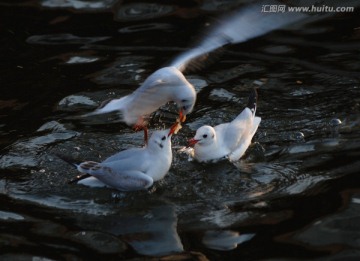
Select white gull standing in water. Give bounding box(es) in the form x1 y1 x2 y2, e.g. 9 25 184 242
84 1 308 142
188 89 261 163
62 127 177 191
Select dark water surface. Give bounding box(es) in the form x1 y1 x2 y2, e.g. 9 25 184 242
1 1 360 260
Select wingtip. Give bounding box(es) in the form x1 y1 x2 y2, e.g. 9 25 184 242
246 88 258 113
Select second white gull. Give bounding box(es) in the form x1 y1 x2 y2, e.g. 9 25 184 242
189 89 261 163
67 127 177 191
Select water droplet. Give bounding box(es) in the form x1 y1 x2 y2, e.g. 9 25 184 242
329 118 342 138
329 118 342 127
294 132 305 143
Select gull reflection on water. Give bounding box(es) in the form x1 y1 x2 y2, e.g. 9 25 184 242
102 202 183 256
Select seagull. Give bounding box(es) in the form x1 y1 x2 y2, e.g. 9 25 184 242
62 127 177 191
84 67 194 143
84 1 308 142
188 88 261 163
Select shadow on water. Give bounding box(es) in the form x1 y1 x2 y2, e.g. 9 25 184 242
1 0 360 260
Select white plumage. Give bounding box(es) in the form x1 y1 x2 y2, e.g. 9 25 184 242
74 129 173 191
189 89 261 163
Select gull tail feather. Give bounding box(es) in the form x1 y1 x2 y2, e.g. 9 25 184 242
246 88 258 114
81 97 127 121
54 153 92 184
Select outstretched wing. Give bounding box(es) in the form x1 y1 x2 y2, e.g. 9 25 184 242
169 0 308 72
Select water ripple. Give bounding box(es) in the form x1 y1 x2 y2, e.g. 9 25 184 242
26 34 110 45
115 3 176 21
41 0 118 10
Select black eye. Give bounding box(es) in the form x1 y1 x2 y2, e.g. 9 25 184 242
181 99 187 102
203 134 208 138
161 136 166 141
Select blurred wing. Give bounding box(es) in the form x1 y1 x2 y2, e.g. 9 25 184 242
170 0 308 72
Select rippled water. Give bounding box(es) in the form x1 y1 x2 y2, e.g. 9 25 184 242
1 0 360 260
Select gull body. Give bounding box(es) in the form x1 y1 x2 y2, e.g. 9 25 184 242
87 67 196 127
74 129 173 191
189 89 261 163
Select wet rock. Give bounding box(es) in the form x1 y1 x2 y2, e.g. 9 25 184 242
57 95 97 111
37 121 72 132
0 121 78 170
0 154 39 170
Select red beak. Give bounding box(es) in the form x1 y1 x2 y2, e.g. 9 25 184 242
188 138 199 146
179 109 186 123
168 122 178 136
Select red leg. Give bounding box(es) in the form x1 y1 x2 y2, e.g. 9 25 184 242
133 118 148 145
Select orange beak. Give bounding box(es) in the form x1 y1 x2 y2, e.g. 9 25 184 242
188 138 199 146
179 109 186 123
168 122 179 136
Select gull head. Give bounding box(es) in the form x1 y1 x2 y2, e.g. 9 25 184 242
148 129 173 152
189 125 215 146
175 92 196 116
158 67 196 116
